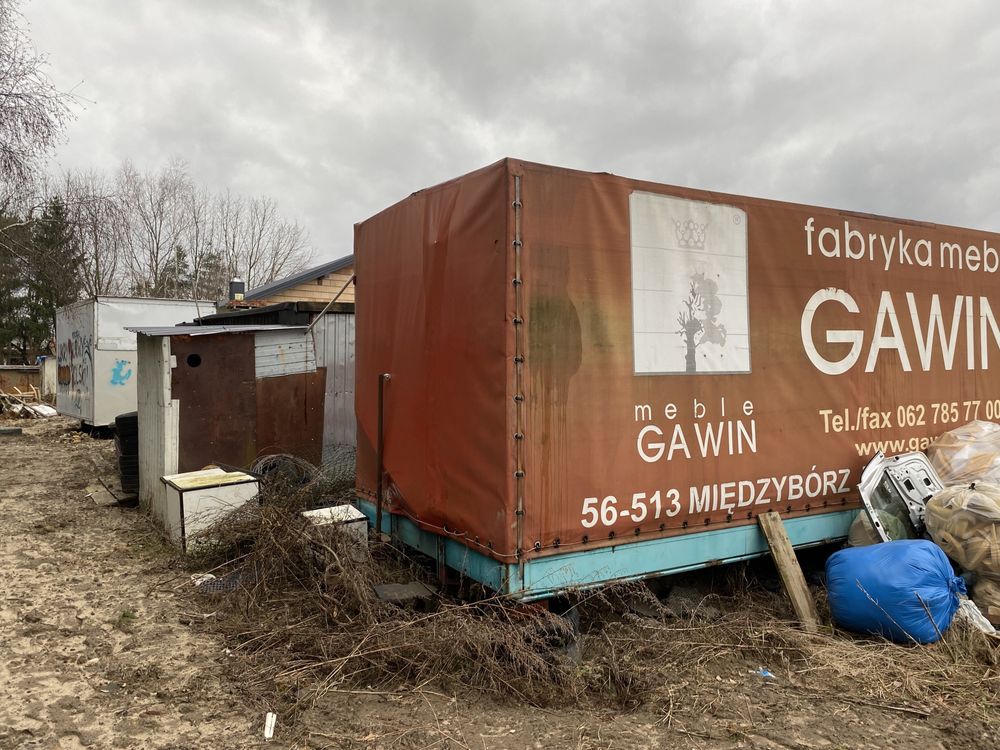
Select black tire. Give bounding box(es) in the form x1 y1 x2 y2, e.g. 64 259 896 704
115 412 139 439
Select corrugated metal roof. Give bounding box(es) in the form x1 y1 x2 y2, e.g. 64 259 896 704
244 254 353 301
127 324 307 337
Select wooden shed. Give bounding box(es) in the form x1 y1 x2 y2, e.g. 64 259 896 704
0 365 40 394
192 302 357 458
243 255 354 305
131 319 355 514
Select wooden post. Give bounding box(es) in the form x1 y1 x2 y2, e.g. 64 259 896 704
757 512 821 632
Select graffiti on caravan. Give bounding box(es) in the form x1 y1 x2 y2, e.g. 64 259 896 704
57 330 94 409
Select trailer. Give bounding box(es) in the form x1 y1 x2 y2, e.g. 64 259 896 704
354 158 1000 600
56 297 210 427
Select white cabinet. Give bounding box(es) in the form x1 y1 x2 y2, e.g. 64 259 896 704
159 467 259 551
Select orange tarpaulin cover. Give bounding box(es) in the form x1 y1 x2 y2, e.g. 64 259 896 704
356 158 1000 561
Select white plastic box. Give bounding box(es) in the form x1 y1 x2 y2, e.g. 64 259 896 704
55 297 211 426
301 504 368 561
159 467 259 551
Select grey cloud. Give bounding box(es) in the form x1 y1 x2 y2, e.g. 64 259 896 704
26 0 1000 260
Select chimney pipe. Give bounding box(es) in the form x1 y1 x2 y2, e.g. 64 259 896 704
229 277 245 302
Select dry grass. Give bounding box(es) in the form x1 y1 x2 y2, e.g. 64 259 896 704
185 468 1000 730
187 471 576 717
574 577 1000 726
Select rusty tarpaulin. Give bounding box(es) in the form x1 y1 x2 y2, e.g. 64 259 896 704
356 158 1000 562
355 162 511 551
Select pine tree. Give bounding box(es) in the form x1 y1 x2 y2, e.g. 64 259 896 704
19 196 84 358
192 249 228 301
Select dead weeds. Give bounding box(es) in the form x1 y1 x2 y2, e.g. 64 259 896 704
180 468 1000 732
187 471 575 718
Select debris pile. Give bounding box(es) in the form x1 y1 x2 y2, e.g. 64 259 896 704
0 387 56 418
190 467 576 713
838 420 1000 641
142 421 1000 726
926 483 1000 624
171 453 1000 726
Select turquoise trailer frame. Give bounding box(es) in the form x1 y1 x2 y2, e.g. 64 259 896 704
357 498 854 601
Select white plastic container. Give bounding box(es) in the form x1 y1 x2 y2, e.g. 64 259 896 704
301 504 368 562
55 297 211 426
159 467 259 551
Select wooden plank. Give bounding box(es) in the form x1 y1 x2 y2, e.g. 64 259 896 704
264 273 357 305
268 287 357 304
757 511 821 632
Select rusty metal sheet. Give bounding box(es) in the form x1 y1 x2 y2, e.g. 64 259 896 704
171 333 257 472
356 158 1000 562
255 369 325 465
314 311 356 451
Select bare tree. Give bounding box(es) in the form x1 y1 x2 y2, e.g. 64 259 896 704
184 183 217 298
59 170 127 295
0 0 72 189
238 195 309 288
59 158 314 300
115 158 189 295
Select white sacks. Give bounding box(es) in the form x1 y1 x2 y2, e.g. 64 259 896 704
927 420 1000 486
925 482 1000 623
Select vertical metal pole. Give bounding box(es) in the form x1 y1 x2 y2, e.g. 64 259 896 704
512 175 525 584
375 372 391 540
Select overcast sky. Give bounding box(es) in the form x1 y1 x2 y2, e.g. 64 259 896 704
26 0 1000 264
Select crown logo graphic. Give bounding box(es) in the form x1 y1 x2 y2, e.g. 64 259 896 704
674 219 707 250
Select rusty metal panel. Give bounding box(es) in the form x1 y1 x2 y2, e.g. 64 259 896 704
315 311 356 453
170 333 257 472
255 370 325 465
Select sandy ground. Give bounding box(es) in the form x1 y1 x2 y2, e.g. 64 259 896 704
1 417 998 749
0 418 259 749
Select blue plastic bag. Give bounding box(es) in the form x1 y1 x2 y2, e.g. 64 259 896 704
826 539 966 644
